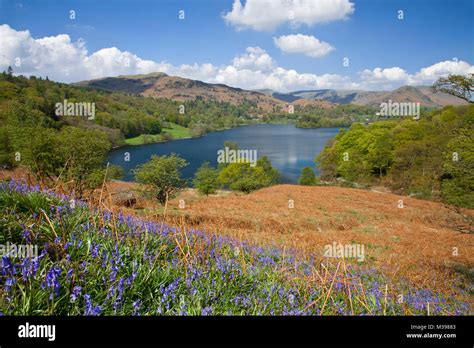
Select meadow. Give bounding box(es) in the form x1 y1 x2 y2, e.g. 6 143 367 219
124 123 191 145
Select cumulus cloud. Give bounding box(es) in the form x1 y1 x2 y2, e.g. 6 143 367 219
1 24 473 93
232 47 275 72
0 25 88 80
359 67 412 90
0 24 167 81
274 34 334 58
359 62 474 90
222 0 355 32
84 47 170 78
413 60 474 84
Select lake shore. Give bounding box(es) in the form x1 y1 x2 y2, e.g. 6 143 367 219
107 124 342 183
118 120 298 147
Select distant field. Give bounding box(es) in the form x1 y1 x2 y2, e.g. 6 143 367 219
162 122 191 138
125 122 191 145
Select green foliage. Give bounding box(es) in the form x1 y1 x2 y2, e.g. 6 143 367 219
218 156 280 193
193 162 220 195
0 74 269 150
17 127 63 179
1 119 113 195
432 74 473 103
299 166 318 186
317 105 474 207
0 126 15 168
224 140 239 151
55 127 111 193
441 128 474 207
270 104 377 128
133 154 188 204
86 164 125 189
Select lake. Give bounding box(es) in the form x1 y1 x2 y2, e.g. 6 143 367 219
107 124 341 183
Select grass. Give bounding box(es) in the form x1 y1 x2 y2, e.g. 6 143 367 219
163 123 191 138
125 123 191 145
0 179 470 316
151 183 474 295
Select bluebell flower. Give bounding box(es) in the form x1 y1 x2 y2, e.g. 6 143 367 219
70 286 82 302
84 293 102 316
202 306 213 316
5 277 16 292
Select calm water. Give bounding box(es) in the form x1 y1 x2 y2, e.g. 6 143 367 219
107 124 341 183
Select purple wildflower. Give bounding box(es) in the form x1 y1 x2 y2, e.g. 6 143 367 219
70 286 82 302
84 294 102 316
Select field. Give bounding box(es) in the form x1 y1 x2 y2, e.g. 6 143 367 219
0 179 472 316
107 182 474 291
124 123 191 145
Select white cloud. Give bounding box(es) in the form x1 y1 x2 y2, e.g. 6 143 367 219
413 60 474 84
0 24 168 81
359 61 474 90
274 34 334 58
223 0 355 32
1 24 473 93
0 25 88 80
359 67 412 90
232 47 275 72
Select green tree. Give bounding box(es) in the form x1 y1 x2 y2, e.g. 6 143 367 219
316 137 340 180
299 166 317 185
218 156 280 193
433 74 473 103
11 127 63 180
6 66 13 81
193 162 220 195
367 131 393 180
133 154 188 204
223 140 239 151
441 128 474 208
0 127 15 168
86 164 125 190
56 127 111 194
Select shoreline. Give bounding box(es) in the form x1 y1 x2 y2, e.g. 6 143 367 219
112 121 298 149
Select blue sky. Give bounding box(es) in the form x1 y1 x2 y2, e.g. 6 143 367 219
1 0 473 91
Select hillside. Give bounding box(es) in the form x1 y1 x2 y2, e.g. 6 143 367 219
351 86 469 107
0 178 471 315
75 72 287 113
75 72 464 114
102 181 474 297
262 86 468 107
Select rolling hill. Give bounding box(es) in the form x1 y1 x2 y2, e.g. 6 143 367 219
75 72 288 113
259 86 468 107
75 72 466 113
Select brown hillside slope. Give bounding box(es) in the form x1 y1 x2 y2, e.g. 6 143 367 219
75 72 287 113
352 86 468 107
106 183 473 292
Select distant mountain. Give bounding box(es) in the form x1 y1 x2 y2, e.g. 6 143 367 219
261 86 468 107
350 86 468 108
76 73 467 110
75 73 287 113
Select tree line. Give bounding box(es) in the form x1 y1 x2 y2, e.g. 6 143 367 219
134 141 281 204
316 104 473 208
